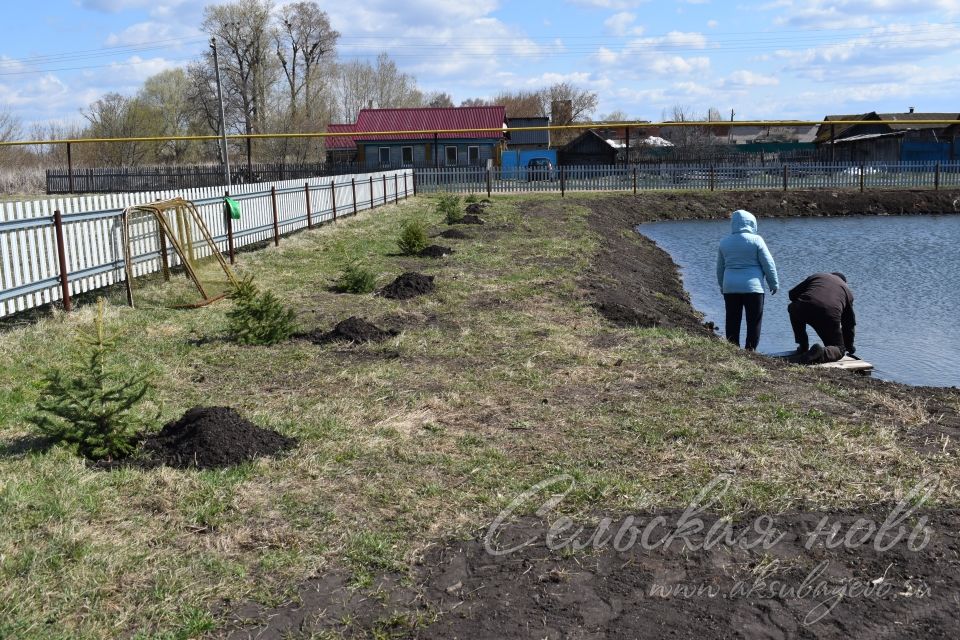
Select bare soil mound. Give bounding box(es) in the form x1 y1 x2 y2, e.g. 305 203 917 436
465 202 485 215
456 214 485 225
380 272 435 299
305 316 397 343
437 229 470 240
417 245 454 258
143 406 295 469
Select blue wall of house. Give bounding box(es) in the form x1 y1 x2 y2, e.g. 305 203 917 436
900 141 955 162
361 140 498 169
500 149 558 177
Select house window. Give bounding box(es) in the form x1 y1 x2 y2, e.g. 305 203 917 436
468 146 480 166
378 147 391 166
401 146 414 166
445 146 458 166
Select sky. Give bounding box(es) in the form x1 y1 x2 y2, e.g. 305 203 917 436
2 0 960 133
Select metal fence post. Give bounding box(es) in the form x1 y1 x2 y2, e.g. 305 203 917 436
782 165 788 191
403 172 409 199
486 167 492 198
633 167 637 195
383 174 388 205
709 165 715 191
935 162 941 191
394 174 399 203
370 175 374 209
560 166 565 197
66 143 74 194
53 210 72 312
305 182 313 228
270 186 280 246
351 178 358 215
412 170 418 196
330 180 337 221
224 189 236 264
859 165 865 193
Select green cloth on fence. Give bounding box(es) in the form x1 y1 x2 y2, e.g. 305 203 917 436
224 197 241 220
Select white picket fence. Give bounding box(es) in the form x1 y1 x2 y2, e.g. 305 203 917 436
0 169 413 317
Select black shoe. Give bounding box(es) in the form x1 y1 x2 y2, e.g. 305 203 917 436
795 344 809 356
802 344 825 365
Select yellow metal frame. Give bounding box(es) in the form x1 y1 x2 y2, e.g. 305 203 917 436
2 120 958 148
121 197 238 309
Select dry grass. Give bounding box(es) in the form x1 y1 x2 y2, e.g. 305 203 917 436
0 194 957 638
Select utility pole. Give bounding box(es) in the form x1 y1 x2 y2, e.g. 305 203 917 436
210 37 231 187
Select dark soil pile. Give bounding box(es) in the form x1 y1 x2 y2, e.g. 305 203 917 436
417 245 454 258
143 406 295 469
380 272 435 299
464 202 485 215
457 214 484 225
590 300 660 327
306 316 396 343
438 228 470 239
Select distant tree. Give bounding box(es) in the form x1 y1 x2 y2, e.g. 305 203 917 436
273 1 338 121
492 90 544 118
83 93 153 166
139 69 196 162
459 97 489 108
660 104 722 151
330 53 424 122
425 91 454 108
202 0 276 138
541 82 598 124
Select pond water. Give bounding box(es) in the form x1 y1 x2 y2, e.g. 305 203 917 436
638 214 960 387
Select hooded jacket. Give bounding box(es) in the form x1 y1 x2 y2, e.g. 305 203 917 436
716 210 779 294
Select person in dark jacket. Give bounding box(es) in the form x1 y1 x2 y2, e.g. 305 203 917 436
716 210 779 351
788 272 856 364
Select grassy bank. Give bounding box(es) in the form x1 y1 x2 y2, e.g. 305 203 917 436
0 193 957 638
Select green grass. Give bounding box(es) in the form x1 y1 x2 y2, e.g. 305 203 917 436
0 193 956 637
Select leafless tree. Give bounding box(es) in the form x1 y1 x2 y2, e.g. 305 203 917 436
202 0 275 137
273 1 338 121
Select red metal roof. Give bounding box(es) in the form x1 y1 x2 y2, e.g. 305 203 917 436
353 106 506 141
325 123 357 150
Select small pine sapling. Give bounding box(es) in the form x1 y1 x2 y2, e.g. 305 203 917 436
226 275 298 345
31 299 153 460
335 261 377 294
436 193 463 224
397 219 429 255
464 193 479 204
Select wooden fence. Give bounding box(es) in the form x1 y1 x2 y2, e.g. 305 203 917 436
0 169 413 318
416 162 960 195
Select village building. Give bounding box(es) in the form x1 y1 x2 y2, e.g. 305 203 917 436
325 106 507 170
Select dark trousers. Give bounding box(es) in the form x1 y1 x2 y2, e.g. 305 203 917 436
724 293 764 350
788 302 845 362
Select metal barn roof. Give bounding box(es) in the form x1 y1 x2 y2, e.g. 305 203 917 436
353 106 507 142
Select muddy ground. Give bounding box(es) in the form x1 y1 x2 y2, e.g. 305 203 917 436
219 190 960 639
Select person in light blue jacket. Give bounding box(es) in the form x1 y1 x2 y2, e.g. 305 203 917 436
716 210 779 350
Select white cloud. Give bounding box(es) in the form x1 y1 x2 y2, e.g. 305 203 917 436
768 0 960 28
603 12 644 36
775 22 960 68
105 21 200 46
567 0 650 8
721 70 780 87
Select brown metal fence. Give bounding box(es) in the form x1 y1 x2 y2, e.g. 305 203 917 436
1 169 412 318
45 162 364 194
415 162 960 196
